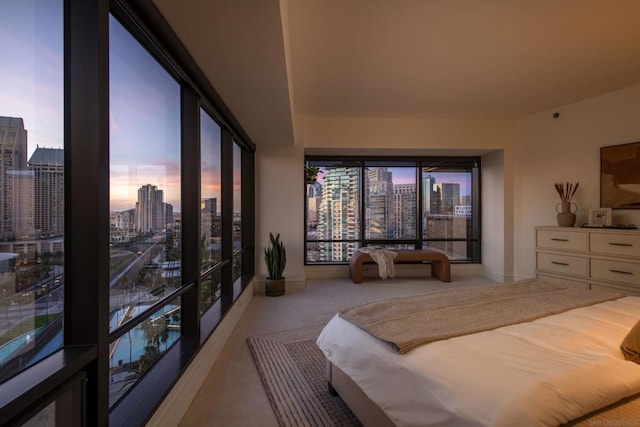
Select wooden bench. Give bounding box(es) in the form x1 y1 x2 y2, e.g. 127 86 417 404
349 249 451 283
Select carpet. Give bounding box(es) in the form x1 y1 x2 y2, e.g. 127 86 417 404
247 324 362 427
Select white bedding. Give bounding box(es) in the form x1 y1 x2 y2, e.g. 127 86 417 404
317 296 640 426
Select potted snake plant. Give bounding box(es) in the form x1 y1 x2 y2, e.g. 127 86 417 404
264 232 286 296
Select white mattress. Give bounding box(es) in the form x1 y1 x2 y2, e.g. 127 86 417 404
317 296 640 426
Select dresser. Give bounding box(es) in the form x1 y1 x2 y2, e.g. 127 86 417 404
535 226 640 296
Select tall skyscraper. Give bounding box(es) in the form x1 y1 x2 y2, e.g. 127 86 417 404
28 147 64 236
393 183 417 239
0 116 29 241
317 168 360 262
366 167 394 239
201 197 219 244
422 174 436 213
165 203 174 230
306 181 322 231
136 184 166 233
434 182 460 215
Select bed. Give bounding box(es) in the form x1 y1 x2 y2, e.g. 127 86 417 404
316 279 640 426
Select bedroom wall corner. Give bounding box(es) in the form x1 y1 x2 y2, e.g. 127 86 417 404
481 150 515 283
256 144 306 283
513 84 640 279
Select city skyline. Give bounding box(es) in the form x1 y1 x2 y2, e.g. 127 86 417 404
313 167 472 196
1 6 185 212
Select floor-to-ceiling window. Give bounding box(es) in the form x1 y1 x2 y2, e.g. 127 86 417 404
108 14 182 407
305 157 480 264
0 1 256 425
0 0 64 385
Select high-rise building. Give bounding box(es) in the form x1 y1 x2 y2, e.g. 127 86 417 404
393 183 417 239
422 174 436 213
0 117 29 241
165 203 174 230
317 168 360 262
28 147 64 236
306 181 322 232
201 197 219 247
136 184 166 233
366 167 394 239
109 208 135 243
201 197 219 257
203 198 217 215
434 182 460 215
421 174 436 238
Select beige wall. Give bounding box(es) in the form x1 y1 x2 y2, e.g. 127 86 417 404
301 116 512 151
257 116 515 282
514 84 640 278
258 85 640 284
256 144 306 284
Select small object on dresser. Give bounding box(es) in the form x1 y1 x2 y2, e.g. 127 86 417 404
554 182 578 227
588 207 612 226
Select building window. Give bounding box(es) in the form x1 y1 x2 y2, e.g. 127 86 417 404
305 157 480 264
200 109 222 313
0 0 64 384
108 14 181 407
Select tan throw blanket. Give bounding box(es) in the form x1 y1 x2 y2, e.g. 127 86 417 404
339 279 625 354
356 246 398 279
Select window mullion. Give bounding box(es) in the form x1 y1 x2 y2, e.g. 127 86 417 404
180 85 200 338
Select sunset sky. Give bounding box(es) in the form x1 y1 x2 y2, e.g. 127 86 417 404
0 2 63 154
4 3 460 216
2 5 185 213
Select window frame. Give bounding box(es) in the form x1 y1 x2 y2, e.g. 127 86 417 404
0 0 256 425
304 155 481 265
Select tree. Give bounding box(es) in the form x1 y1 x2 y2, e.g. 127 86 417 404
138 315 168 373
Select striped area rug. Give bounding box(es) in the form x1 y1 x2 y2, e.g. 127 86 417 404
247 324 361 427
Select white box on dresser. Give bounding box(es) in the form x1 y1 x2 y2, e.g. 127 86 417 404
535 226 640 296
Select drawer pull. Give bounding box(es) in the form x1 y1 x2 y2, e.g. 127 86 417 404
608 242 633 247
551 238 569 242
609 269 633 275
551 261 569 266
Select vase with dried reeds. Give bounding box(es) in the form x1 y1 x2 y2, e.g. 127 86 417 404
554 182 579 227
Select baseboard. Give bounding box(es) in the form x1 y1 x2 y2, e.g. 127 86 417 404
145 279 255 427
256 278 306 295
481 266 520 283
304 264 350 279
304 263 488 282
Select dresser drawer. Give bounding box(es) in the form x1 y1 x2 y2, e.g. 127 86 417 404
536 252 587 277
590 232 640 258
536 230 587 252
590 258 640 286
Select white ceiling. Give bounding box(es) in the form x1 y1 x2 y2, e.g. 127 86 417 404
153 0 640 146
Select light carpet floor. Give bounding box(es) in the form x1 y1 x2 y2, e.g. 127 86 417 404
180 275 492 426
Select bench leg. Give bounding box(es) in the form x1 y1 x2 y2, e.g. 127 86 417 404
350 264 363 283
431 261 451 282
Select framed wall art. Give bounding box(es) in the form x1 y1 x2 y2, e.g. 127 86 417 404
600 141 640 209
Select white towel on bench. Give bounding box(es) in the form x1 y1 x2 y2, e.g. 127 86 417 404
357 247 398 279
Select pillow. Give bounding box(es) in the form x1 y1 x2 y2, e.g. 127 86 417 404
621 320 640 363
